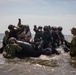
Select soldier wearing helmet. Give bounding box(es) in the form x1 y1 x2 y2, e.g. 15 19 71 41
64 27 76 58
8 24 20 39
3 37 22 58
57 26 65 45
33 25 43 43
41 26 52 48
51 26 60 48
71 27 76 35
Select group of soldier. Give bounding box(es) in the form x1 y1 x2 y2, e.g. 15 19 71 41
3 19 32 47
33 25 65 49
0 18 76 59
34 25 76 59
1 19 32 58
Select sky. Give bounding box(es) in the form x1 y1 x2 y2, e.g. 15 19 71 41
0 0 76 35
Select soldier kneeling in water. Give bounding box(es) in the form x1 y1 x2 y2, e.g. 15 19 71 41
64 27 76 59
3 37 22 58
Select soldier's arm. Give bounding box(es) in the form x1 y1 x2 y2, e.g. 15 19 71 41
70 37 76 46
4 45 9 51
66 37 76 47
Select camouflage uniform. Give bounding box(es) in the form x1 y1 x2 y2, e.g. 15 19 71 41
3 37 22 58
3 30 9 47
66 28 76 57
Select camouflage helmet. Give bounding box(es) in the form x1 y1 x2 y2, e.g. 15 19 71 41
71 27 76 32
9 37 17 44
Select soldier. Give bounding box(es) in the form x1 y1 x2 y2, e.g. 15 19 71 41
24 25 32 42
3 37 22 58
42 26 52 48
3 30 9 47
8 24 21 39
64 27 76 58
0 30 9 53
33 25 43 43
51 26 60 48
57 26 65 45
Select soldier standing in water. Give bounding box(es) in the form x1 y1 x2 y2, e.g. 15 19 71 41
64 27 76 59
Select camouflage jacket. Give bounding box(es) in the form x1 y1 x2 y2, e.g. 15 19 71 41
3 43 22 58
67 35 76 56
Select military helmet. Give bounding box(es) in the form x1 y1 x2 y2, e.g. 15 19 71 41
43 26 48 31
38 26 42 29
8 24 14 29
58 26 63 31
71 27 76 32
52 26 57 30
9 37 17 44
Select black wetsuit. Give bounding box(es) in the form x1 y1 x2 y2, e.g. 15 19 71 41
51 32 60 48
34 28 43 42
42 31 52 48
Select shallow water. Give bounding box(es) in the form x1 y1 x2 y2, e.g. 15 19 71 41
0 34 76 75
0 52 76 75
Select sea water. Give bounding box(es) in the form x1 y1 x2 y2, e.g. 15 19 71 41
0 33 76 75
